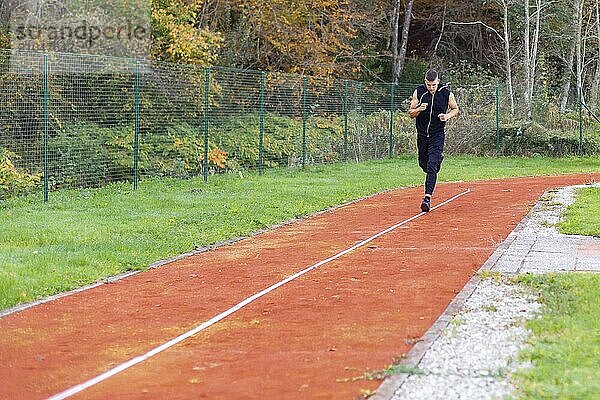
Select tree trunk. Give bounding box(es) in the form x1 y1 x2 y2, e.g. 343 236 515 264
502 0 515 115
529 0 541 102
396 0 414 82
197 0 208 28
575 0 584 99
0 0 16 28
591 0 600 106
523 0 543 119
391 0 400 83
433 0 447 56
524 0 531 119
561 0 583 111
560 45 576 113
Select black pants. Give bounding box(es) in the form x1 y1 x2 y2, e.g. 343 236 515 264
417 133 445 196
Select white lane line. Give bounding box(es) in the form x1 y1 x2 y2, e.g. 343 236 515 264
47 189 470 400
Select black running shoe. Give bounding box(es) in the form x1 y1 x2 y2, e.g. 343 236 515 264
420 196 431 212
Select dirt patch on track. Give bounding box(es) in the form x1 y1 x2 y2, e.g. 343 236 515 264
1 174 597 399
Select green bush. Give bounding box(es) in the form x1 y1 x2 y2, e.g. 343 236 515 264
211 113 302 168
445 60 496 83
496 121 600 156
141 123 205 178
400 58 428 84
0 148 41 199
48 124 133 188
47 112 365 185
212 112 349 167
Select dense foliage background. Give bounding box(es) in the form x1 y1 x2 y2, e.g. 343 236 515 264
1 0 599 108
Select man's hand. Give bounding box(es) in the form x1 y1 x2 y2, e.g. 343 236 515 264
409 89 426 119
438 113 449 121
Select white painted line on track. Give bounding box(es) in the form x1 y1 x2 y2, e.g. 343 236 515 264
46 189 470 400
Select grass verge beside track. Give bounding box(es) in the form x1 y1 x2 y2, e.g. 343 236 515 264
558 187 600 237
515 273 600 399
514 187 600 399
1 155 599 311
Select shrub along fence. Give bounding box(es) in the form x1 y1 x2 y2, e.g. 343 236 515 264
0 49 597 201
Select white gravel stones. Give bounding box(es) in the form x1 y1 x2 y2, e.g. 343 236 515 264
390 280 540 400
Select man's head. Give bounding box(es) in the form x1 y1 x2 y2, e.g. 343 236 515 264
424 69 439 94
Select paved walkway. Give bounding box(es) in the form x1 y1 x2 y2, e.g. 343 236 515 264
375 184 600 400
490 184 600 274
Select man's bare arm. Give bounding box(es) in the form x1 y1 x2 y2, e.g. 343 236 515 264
438 92 459 122
408 89 426 119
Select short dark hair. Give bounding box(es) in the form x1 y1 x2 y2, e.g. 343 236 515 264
425 69 438 81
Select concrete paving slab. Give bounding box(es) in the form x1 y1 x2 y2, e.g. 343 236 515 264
489 184 600 274
492 255 523 273
576 257 600 272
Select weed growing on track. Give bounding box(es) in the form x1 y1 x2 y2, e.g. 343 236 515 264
1 155 599 310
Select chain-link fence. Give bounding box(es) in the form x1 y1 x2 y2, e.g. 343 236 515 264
1 49 598 201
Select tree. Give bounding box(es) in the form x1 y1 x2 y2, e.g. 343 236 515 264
151 0 223 65
592 0 600 105
499 0 515 115
390 0 401 82
523 0 544 119
214 0 360 77
0 2 9 49
574 0 584 102
391 0 414 83
559 28 577 111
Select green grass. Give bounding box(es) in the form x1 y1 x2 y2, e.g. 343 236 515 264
1 154 599 311
514 273 600 399
558 187 600 236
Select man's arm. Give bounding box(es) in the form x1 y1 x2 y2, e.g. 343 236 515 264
438 92 459 122
408 89 426 119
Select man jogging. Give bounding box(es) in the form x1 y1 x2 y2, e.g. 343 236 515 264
408 69 459 212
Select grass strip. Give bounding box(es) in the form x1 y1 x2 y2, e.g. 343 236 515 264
1 155 599 310
514 273 600 399
558 187 600 236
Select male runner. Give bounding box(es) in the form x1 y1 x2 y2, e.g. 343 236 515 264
408 69 459 212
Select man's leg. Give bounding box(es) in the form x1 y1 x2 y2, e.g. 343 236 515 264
417 135 428 174
417 135 432 212
424 133 445 202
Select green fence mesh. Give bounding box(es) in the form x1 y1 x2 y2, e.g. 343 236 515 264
1 49 598 201
0 50 45 196
47 53 137 189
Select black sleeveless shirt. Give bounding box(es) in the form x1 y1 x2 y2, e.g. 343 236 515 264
415 82 452 136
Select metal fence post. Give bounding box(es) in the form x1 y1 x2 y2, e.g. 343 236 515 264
259 71 265 175
133 60 140 190
495 84 500 157
578 86 583 157
343 79 348 162
302 76 307 168
203 67 210 182
389 83 395 158
43 54 49 203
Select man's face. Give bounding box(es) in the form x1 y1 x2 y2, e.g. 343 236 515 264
425 78 439 94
